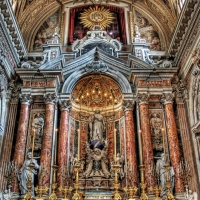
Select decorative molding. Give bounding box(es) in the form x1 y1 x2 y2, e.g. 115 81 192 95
19 93 32 105
44 93 57 105
160 93 174 105
173 79 188 102
136 93 149 105
122 100 135 111
85 60 108 72
59 100 71 111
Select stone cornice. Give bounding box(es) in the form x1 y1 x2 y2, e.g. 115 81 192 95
167 0 199 63
0 0 27 64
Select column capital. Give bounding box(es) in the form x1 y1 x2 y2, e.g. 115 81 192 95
173 79 188 103
136 93 149 105
161 93 174 104
59 100 71 111
19 94 32 105
122 100 135 111
44 93 57 105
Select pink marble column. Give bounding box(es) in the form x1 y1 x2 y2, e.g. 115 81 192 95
161 93 184 194
137 93 155 189
107 121 114 163
39 93 57 187
13 94 32 192
57 100 71 188
123 100 138 187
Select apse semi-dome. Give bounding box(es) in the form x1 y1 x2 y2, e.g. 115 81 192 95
71 74 123 111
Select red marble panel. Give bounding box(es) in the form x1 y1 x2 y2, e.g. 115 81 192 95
12 104 30 192
124 110 138 187
57 110 69 188
80 122 87 159
139 104 155 188
164 103 184 193
47 80 55 87
23 81 31 86
32 81 46 87
107 121 114 163
39 104 55 187
138 80 146 86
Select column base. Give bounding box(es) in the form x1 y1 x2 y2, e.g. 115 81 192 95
148 194 155 200
175 193 185 200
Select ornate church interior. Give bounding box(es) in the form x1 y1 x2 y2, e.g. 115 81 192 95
0 0 200 199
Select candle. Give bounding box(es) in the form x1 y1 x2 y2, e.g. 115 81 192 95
54 129 58 165
31 129 36 162
139 130 143 164
161 128 166 163
77 129 80 160
114 128 117 162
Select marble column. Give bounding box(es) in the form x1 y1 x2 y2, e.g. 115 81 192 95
57 100 71 188
137 93 154 189
122 100 138 187
13 94 32 192
0 83 20 191
161 93 184 194
39 93 57 187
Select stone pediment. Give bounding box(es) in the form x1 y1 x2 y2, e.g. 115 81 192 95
25 46 166 76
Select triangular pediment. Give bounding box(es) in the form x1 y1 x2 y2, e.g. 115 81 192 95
39 47 153 78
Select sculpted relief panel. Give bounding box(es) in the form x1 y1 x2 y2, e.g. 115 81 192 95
136 11 162 51
149 110 164 151
33 12 58 51
27 112 45 158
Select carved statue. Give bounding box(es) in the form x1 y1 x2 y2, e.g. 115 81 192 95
18 152 39 196
150 113 162 135
32 113 44 150
156 153 174 197
184 189 198 200
89 109 105 141
83 139 110 179
3 189 12 200
111 153 124 179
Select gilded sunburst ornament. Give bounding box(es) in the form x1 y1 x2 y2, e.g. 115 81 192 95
79 7 114 30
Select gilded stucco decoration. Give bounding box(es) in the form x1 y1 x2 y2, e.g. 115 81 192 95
71 74 123 109
80 7 114 30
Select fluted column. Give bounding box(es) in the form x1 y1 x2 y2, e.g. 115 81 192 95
39 93 57 187
0 82 20 191
13 94 32 192
57 100 71 188
161 93 184 194
123 100 138 187
137 93 154 189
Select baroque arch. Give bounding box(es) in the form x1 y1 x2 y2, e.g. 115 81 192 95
62 68 132 95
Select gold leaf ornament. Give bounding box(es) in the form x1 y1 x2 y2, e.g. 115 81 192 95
79 6 114 30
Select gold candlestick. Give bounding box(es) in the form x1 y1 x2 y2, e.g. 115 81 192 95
72 164 82 200
139 165 148 200
112 164 122 200
153 185 162 200
59 186 73 200
123 186 138 200
24 163 34 200
49 165 58 200
164 164 174 200
35 186 49 200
